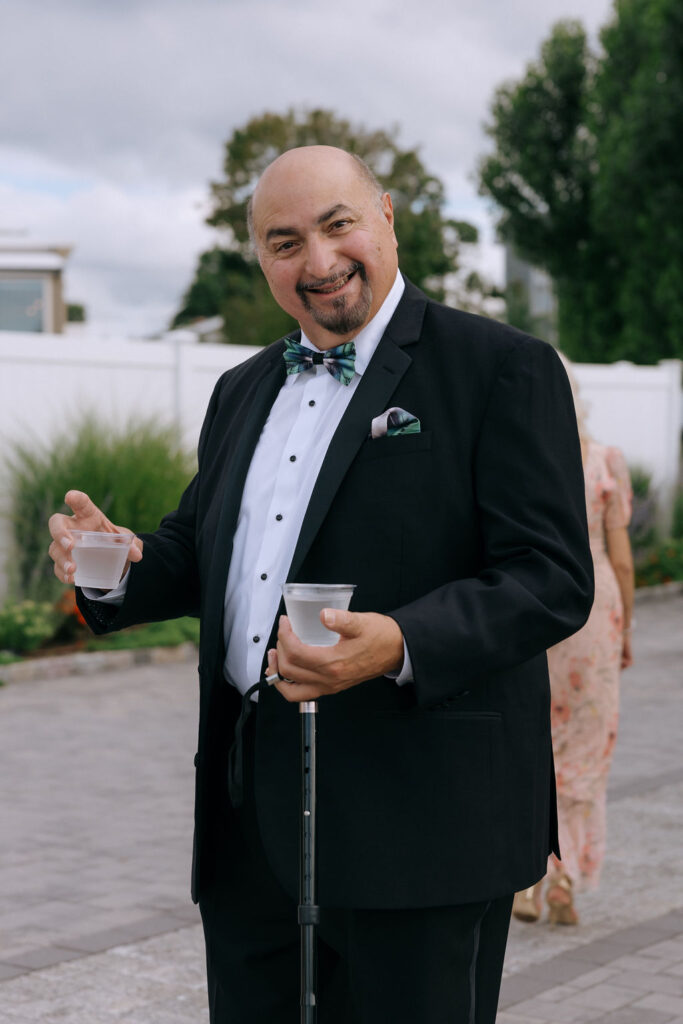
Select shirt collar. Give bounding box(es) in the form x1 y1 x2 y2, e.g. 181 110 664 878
298 271 405 377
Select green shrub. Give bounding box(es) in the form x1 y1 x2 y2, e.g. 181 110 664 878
635 539 683 587
0 600 58 654
5 414 195 603
672 487 683 541
629 465 651 500
628 465 657 552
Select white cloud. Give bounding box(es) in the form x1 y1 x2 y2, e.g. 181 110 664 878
0 0 615 333
1 175 216 334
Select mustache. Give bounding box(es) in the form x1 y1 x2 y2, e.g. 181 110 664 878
296 261 365 295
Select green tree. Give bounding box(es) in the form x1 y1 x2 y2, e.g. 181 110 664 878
478 1 683 363
478 21 599 353
171 249 294 346
591 0 683 361
173 108 477 345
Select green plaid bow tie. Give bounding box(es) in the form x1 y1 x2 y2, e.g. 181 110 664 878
283 338 356 386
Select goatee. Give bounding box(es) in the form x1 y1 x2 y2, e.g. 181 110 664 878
297 262 372 336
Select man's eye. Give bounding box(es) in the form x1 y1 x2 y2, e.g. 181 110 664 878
330 220 351 230
276 240 297 253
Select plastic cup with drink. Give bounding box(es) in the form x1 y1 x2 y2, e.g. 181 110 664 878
70 530 133 589
281 583 356 646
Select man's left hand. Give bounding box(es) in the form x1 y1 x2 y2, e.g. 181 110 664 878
268 610 404 702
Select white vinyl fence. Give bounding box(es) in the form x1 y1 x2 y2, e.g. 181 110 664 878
574 359 682 532
0 330 681 600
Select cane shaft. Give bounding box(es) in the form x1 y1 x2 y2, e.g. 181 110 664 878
299 701 318 1023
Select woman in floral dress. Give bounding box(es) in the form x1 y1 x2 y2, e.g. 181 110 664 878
513 357 635 925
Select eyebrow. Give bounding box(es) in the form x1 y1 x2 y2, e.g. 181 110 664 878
316 204 353 225
264 204 354 244
265 225 297 243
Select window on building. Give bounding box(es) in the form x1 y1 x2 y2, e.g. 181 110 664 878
0 278 45 331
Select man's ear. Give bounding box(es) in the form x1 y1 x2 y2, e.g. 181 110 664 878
381 192 398 250
381 192 395 229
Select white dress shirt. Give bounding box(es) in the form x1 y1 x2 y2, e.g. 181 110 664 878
89 271 412 697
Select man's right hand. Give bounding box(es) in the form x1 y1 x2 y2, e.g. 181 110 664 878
48 490 143 586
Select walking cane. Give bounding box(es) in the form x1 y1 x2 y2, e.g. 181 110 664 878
280 582 355 1020
299 699 318 1023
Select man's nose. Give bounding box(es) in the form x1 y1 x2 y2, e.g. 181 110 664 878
303 235 337 281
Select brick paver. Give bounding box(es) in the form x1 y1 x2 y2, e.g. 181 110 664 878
1 590 681 1022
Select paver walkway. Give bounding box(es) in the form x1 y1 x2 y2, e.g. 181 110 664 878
1 591 681 1022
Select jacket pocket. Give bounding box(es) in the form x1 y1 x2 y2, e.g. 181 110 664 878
355 430 433 462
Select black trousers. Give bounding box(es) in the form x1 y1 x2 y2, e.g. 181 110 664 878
199 714 512 1023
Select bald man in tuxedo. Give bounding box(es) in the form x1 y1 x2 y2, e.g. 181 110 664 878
49 146 593 1023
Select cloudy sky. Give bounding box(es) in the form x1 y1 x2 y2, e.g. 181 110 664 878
1 0 615 336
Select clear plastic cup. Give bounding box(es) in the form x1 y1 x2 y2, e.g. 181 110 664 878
70 530 132 589
282 583 356 646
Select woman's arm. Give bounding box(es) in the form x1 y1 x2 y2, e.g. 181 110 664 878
606 525 635 668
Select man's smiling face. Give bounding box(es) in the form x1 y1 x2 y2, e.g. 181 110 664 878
252 147 399 350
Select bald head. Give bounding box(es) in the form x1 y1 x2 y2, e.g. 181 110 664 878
248 146 384 247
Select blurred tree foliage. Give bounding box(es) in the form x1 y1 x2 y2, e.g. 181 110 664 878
478 0 683 362
172 108 478 346
66 303 86 323
171 249 288 347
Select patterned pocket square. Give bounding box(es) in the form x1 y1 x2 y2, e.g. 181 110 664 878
371 407 421 439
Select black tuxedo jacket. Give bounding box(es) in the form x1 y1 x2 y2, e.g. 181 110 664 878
80 280 593 910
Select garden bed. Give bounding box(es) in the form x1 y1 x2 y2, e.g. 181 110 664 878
0 599 200 683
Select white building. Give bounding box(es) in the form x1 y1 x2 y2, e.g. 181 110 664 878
0 238 73 334
505 245 557 344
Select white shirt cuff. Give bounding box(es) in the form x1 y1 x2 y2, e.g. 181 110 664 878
81 567 130 606
385 639 414 686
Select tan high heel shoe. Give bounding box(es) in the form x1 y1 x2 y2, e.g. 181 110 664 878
512 882 543 922
546 874 579 925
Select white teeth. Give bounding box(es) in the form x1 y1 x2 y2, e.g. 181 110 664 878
311 271 353 294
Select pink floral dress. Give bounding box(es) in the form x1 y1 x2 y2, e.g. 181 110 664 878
547 441 632 890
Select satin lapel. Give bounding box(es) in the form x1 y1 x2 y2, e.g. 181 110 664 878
288 285 427 582
203 347 287 674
